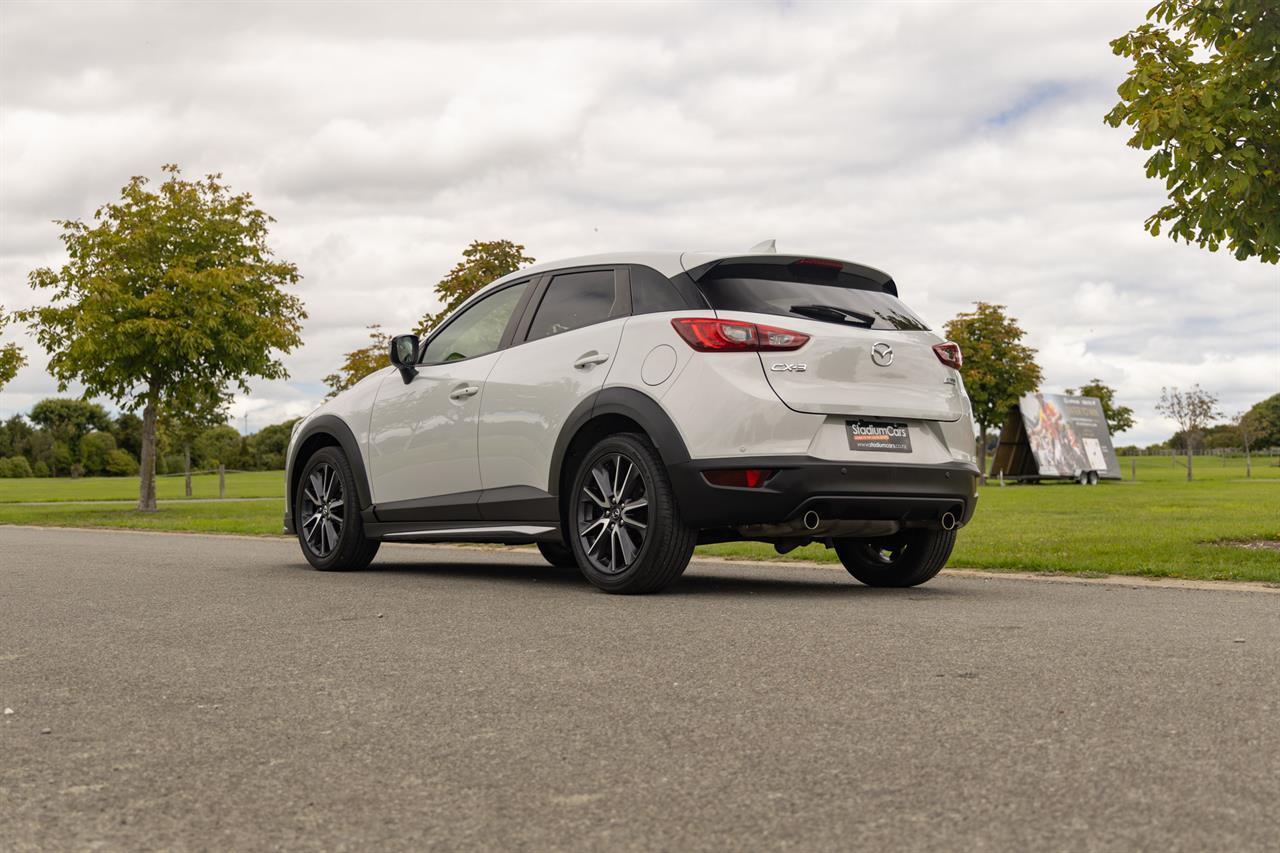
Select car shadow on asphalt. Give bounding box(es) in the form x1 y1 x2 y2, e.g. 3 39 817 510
349 559 956 599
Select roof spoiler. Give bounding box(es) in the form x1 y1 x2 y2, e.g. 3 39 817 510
685 253 898 297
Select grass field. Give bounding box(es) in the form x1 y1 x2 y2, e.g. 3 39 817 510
0 470 285 502
1 456 1276 583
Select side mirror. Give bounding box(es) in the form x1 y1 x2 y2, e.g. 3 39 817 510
389 334 419 383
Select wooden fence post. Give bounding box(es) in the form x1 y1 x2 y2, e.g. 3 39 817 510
218 464 226 500
1131 457 1136 481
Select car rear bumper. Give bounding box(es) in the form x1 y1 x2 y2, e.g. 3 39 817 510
666 456 979 530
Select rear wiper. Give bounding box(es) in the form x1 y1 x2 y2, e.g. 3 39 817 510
789 304 876 327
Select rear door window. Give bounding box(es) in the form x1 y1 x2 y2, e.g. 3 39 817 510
526 270 621 341
696 263 928 331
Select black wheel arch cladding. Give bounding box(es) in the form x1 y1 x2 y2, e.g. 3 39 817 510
549 386 691 498
288 414 375 514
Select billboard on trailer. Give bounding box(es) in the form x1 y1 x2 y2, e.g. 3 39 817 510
1017 393 1121 479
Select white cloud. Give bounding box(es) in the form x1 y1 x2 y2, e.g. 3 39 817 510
1 0 1275 444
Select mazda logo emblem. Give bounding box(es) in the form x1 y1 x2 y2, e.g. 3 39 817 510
870 342 894 367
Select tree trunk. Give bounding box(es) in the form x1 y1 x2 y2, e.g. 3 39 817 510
184 445 192 497
978 425 988 485
138 397 159 512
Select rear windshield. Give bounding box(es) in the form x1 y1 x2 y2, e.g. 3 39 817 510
695 263 928 331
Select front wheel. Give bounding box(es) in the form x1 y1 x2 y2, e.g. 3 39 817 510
568 433 696 594
834 528 956 588
295 447 380 571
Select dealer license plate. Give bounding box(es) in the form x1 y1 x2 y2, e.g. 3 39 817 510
846 420 912 453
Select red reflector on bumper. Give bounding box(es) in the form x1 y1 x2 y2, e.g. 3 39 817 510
702 469 776 488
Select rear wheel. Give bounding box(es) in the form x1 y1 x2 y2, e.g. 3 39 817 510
834 528 955 588
295 447 380 571
568 433 696 594
537 541 579 569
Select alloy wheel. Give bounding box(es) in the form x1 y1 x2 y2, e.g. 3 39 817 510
577 452 649 574
300 462 345 558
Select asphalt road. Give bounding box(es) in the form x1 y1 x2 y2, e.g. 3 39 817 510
2 527 1277 852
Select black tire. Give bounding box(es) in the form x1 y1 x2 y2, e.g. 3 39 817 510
295 446 380 572
567 432 696 594
537 541 579 569
833 528 956 588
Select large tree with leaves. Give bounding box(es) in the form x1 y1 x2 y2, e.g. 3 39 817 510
28 397 112 462
324 239 534 396
0 306 26 391
22 165 305 510
1105 0 1279 263
1065 378 1136 435
943 302 1044 481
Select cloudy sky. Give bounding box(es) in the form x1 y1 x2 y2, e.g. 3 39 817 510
1 0 1276 445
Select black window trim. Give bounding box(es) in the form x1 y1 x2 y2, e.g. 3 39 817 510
628 263 706 314
416 277 537 366
517 264 628 344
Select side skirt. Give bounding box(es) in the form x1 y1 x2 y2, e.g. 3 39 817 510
364 520 562 545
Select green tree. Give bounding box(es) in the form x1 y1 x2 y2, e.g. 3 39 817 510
1239 392 1280 448
243 417 298 470
22 165 305 510
79 430 119 475
1105 1 1280 263
193 423 243 470
0 456 33 478
1065 378 1136 434
110 412 144 460
0 305 26 391
324 239 534 397
28 398 111 460
104 448 140 477
1156 384 1221 481
943 302 1044 482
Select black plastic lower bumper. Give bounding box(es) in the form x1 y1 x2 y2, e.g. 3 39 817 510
667 456 979 530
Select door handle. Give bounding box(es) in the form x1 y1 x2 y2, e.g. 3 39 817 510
573 352 610 369
449 385 480 400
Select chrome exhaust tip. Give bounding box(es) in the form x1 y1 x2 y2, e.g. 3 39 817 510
940 511 958 531
802 510 821 531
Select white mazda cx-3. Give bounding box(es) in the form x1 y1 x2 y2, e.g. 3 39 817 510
285 249 979 593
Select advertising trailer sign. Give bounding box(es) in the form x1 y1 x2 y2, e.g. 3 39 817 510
1017 393 1121 479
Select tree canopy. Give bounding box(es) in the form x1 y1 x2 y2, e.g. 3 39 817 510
22 165 306 509
1240 392 1280 448
0 305 26 392
1105 0 1279 263
28 397 112 455
417 239 534 334
1065 378 1136 434
943 302 1043 480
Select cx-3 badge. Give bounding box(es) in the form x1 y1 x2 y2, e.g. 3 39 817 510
871 342 894 367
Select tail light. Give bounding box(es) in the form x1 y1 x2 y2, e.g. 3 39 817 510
933 341 963 370
702 468 776 488
671 318 809 352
